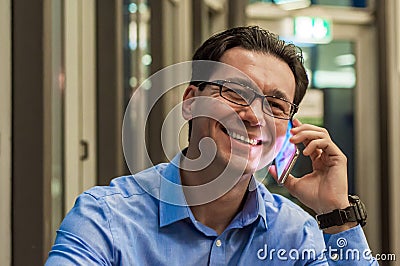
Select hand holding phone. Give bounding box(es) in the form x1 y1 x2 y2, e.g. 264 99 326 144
275 120 300 185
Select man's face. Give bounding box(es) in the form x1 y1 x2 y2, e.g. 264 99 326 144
187 47 296 175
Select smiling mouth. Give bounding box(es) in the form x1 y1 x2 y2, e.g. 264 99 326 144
221 127 262 146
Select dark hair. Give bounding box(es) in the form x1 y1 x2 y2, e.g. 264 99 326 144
187 26 309 140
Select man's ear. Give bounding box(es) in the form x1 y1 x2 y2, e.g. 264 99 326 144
182 85 197 120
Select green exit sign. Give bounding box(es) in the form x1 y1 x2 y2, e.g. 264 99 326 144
294 16 332 43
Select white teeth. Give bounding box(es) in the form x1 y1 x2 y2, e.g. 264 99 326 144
227 131 259 146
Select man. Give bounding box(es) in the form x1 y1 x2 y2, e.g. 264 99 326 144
46 26 376 265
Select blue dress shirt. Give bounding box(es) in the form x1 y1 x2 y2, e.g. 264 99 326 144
46 152 377 265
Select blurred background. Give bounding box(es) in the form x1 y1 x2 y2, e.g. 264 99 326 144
0 0 399 265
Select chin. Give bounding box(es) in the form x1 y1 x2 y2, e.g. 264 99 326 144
214 141 272 173
223 151 259 175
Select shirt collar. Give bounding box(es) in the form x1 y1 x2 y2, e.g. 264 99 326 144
256 182 268 229
159 151 190 227
227 178 268 230
159 150 268 230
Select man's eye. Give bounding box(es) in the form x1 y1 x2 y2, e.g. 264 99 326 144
268 100 287 113
222 87 248 98
221 87 234 93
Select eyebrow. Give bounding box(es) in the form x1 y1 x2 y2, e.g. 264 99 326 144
224 77 255 88
219 77 293 101
222 77 268 96
268 88 291 101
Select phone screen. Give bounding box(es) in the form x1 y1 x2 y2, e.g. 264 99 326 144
275 120 300 185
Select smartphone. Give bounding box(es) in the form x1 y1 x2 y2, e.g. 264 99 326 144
275 120 300 185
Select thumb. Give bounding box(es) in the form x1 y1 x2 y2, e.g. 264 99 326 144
281 173 300 197
269 166 297 191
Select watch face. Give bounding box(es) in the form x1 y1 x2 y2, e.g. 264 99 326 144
348 195 367 226
348 194 360 202
357 201 367 225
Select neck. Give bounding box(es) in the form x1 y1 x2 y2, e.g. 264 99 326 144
189 180 250 235
180 145 253 235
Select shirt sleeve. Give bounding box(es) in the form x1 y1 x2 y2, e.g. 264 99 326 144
45 193 115 265
323 225 378 265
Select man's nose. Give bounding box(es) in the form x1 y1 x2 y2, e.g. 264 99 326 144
238 98 266 127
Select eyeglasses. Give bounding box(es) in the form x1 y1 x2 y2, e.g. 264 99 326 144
197 80 298 120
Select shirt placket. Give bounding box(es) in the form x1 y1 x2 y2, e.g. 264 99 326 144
209 236 226 266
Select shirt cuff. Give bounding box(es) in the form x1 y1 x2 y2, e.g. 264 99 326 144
323 225 377 264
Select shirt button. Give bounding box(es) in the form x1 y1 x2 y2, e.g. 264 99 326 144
215 240 222 247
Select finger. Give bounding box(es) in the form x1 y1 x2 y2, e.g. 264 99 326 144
292 118 302 128
303 138 327 156
291 123 329 135
309 148 323 161
291 121 331 149
303 138 342 157
290 130 327 145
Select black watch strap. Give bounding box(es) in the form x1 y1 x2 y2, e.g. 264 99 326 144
316 195 367 230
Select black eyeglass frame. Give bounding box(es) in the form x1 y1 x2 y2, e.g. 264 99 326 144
197 79 299 120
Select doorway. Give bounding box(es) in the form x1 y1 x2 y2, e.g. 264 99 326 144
247 2 380 253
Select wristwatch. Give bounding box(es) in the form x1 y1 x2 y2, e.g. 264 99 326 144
316 195 367 230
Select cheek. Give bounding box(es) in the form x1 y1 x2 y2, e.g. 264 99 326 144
190 117 211 139
193 97 236 123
